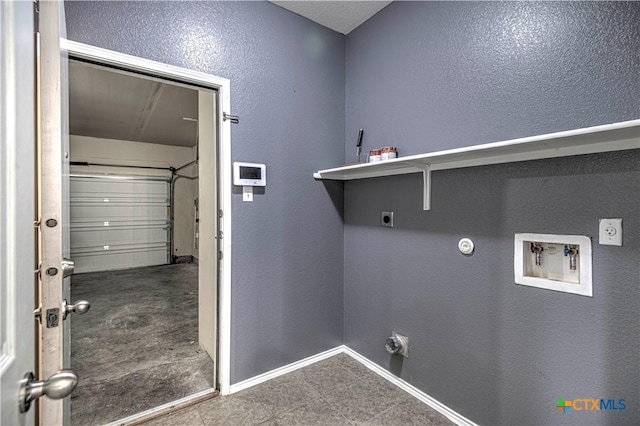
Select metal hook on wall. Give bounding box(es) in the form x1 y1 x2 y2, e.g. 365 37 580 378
223 112 239 124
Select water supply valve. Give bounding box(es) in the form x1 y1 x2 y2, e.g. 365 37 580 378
564 245 579 271
531 242 544 266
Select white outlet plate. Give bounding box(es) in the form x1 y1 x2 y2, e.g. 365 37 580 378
599 218 622 246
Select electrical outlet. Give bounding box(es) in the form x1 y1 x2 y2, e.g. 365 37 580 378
381 212 394 227
599 218 622 246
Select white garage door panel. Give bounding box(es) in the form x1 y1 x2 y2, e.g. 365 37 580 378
70 176 170 273
71 226 168 246
72 246 168 273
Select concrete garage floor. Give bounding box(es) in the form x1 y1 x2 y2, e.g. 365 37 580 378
70 263 214 425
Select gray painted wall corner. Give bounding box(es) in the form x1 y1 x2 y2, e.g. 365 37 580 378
344 2 639 424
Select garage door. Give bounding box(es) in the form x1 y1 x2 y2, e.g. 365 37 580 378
70 175 170 274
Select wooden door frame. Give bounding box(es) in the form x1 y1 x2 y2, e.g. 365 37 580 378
38 1 69 422
61 39 233 395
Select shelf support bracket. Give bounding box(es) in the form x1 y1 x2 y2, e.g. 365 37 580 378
422 166 431 211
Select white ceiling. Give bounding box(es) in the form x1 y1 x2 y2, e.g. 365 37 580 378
270 1 392 34
69 61 199 147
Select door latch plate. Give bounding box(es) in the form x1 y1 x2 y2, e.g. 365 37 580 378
46 308 59 328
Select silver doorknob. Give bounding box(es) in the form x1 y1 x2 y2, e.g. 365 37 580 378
61 258 75 278
19 370 78 413
62 299 91 320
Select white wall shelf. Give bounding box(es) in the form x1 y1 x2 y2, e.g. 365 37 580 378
313 120 640 210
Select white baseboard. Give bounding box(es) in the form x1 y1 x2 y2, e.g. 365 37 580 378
228 345 477 426
106 388 217 426
228 345 347 394
342 347 478 426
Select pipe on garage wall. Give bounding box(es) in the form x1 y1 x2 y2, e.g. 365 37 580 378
70 161 176 172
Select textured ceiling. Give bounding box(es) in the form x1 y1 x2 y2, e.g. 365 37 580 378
270 1 392 34
69 61 199 147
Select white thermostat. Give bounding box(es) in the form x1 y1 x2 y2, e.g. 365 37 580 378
233 162 266 187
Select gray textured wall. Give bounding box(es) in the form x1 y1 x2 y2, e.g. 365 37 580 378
64 1 640 423
345 1 639 158
344 2 639 425
64 1 345 384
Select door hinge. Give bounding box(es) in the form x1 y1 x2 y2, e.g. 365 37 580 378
34 306 42 324
218 250 223 260
218 209 223 219
222 112 239 124
218 230 223 240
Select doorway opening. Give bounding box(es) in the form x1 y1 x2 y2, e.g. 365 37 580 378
66 58 219 425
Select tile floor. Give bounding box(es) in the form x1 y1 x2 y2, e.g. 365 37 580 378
143 353 454 426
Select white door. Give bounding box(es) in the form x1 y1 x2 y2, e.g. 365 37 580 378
0 1 37 424
70 176 171 273
198 91 217 387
